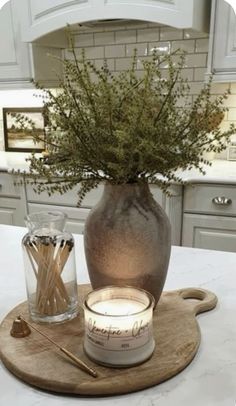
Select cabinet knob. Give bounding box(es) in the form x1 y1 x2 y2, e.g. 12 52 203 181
212 196 232 206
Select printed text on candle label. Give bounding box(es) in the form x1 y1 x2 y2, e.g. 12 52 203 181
86 318 151 350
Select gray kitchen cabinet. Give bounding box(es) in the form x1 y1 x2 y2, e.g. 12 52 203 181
0 1 64 88
182 183 236 252
182 213 236 252
21 0 210 42
208 0 236 82
0 173 26 226
0 1 32 88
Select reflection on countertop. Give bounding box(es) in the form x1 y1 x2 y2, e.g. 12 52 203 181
0 151 236 183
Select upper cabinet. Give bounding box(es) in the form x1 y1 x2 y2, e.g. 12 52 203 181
208 0 236 82
21 0 210 42
0 1 32 88
0 0 65 88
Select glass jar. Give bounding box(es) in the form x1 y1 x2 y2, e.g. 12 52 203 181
22 211 78 323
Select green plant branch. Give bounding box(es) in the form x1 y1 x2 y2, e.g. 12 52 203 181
13 44 235 205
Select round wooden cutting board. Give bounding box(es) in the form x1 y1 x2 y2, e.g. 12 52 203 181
0 285 217 396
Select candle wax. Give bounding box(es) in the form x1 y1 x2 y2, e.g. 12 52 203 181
91 298 145 316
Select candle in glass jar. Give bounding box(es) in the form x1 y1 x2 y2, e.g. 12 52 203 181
83 286 155 367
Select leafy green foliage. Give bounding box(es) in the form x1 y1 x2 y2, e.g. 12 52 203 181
22 48 235 205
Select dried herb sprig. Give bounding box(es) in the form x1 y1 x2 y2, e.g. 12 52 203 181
18 47 235 205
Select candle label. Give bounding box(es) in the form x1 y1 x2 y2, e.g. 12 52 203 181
85 317 152 351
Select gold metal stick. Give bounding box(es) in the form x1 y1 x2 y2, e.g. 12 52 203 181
18 316 97 378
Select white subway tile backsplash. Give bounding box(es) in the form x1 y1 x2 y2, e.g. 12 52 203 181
178 68 194 81
94 59 115 71
65 47 104 60
160 53 207 70
74 33 94 47
158 67 194 81
105 45 125 58
184 54 207 68
194 67 207 81
211 83 230 94
227 108 236 121
94 32 115 46
148 42 171 55
126 43 148 57
216 94 236 108
160 27 183 41
115 30 136 44
115 58 134 71
230 83 236 94
172 40 195 53
184 29 208 39
136 56 153 70
84 46 104 59
195 38 209 53
188 82 205 95
137 28 159 42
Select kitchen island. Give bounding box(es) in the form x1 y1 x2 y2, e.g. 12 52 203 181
0 224 235 406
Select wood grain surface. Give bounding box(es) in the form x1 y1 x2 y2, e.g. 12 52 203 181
0 285 217 396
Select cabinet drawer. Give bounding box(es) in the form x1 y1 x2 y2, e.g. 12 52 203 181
26 184 104 208
182 213 236 252
28 203 90 234
0 174 21 197
184 184 236 216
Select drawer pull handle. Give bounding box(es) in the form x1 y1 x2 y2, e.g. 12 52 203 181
212 196 232 206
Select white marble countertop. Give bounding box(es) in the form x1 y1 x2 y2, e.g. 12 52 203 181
0 224 235 406
1 151 236 183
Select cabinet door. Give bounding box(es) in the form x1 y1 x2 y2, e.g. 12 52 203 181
0 1 32 87
182 213 236 252
0 197 25 226
209 0 236 81
28 203 90 234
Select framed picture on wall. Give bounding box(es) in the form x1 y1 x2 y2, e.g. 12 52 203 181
3 107 45 152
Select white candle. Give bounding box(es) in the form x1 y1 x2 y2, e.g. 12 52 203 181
92 298 145 315
83 286 155 367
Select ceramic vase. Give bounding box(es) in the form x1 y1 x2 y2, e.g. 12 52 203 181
84 182 171 305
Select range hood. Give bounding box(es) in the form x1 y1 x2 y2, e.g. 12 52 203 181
20 0 211 43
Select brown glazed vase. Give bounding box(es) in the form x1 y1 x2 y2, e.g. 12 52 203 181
84 182 171 305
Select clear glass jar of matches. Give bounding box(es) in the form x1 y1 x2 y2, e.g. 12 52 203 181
22 211 78 323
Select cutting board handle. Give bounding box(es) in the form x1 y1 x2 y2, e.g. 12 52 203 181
178 287 217 315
